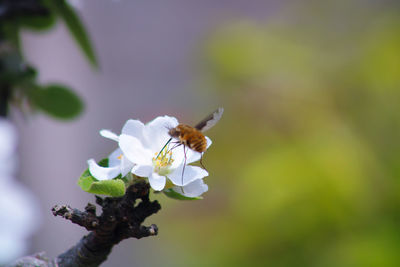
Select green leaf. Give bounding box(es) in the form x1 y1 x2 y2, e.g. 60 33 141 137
45 0 98 67
29 84 84 119
19 9 56 31
78 158 126 197
78 176 126 197
163 188 203 200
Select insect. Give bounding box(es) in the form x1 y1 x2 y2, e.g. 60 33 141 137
168 107 224 153
156 107 224 186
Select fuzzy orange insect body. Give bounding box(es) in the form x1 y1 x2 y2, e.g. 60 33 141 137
156 108 223 161
168 124 207 153
155 108 223 187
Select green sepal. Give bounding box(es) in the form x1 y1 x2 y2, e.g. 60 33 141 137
163 188 203 200
78 177 126 197
78 158 126 197
44 0 98 67
28 84 84 120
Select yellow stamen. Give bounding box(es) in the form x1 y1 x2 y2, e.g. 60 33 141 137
152 148 174 176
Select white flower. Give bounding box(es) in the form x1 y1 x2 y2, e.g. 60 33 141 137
172 179 209 198
119 116 210 193
88 130 134 181
88 116 210 197
0 119 40 264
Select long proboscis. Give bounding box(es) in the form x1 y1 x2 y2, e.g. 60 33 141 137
155 137 172 160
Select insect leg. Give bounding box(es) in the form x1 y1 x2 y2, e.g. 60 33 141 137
181 144 188 194
166 141 181 153
199 153 208 172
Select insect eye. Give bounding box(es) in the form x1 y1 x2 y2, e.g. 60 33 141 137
168 128 178 137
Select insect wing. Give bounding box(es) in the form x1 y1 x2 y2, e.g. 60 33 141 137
194 107 224 132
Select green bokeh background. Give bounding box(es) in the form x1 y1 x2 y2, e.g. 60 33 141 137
153 3 400 266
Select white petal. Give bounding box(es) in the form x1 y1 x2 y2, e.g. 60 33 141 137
107 148 134 177
187 136 212 162
148 172 166 191
173 179 208 197
131 165 153 177
108 148 122 167
87 159 121 180
185 150 201 165
168 165 208 186
170 145 185 169
205 136 212 149
120 156 135 177
144 116 179 152
171 147 200 168
170 136 212 167
100 129 119 142
169 145 197 168
119 134 152 165
121 119 146 142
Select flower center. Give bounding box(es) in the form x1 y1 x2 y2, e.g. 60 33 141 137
152 149 174 176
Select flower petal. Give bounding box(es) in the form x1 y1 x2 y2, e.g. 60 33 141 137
131 165 153 177
168 165 209 186
120 156 135 177
170 145 198 168
205 136 212 149
170 146 185 169
187 136 212 163
172 148 200 167
148 172 166 191
100 129 119 142
172 179 208 197
107 148 134 177
185 150 202 165
88 159 121 180
108 148 122 168
144 116 179 152
119 134 153 165
170 136 212 168
121 119 146 143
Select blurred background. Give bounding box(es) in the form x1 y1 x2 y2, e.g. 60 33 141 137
10 0 400 266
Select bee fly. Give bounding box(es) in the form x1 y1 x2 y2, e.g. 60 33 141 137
156 107 224 186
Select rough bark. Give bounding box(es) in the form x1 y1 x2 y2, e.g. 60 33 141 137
10 181 161 267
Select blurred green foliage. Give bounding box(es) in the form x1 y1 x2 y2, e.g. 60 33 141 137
44 0 98 66
29 84 84 119
0 0 97 119
159 3 400 267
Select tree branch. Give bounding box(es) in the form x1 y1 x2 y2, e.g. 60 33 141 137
10 181 161 267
